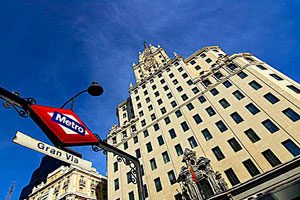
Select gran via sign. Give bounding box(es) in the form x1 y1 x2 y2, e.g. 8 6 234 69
13 131 92 171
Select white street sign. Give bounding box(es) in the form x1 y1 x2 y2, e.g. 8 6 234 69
13 131 92 171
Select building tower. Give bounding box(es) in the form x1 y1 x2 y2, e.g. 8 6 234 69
107 43 300 200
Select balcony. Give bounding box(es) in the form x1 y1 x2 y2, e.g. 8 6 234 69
79 180 86 187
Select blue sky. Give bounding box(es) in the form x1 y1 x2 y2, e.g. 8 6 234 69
1 0 300 199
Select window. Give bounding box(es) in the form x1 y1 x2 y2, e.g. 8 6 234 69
141 119 146 127
146 142 153 153
134 90 138 94
157 99 163 105
193 114 202 124
143 130 149 138
215 120 228 132
206 106 216 117
168 170 177 185
203 79 212 87
175 144 183 156
187 80 193 85
114 162 118 172
181 121 189 132
282 139 300 157
249 80 262 90
133 136 138 144
171 101 177 108
282 108 300 122
219 98 230 109
154 177 162 192
135 149 141 158
200 53 206 58
174 62 179 66
175 110 182 118
164 116 171 124
122 131 127 138
245 103 260 115
169 73 174 78
128 191 134 200
181 94 188 101
223 80 232 88
157 135 164 146
224 168 240 186
182 73 188 79
176 86 183 92
162 151 170 163
231 112 244 124
244 129 261 143
143 185 148 198
124 142 128 150
123 113 127 118
212 146 225 161
163 85 169 91
262 119 279 133
188 136 198 148
256 65 267 70
228 64 237 70
112 137 117 144
114 179 119 190
210 88 219 96
142 84 146 89
166 67 170 72
264 93 279 104
160 79 165 84
150 158 157 170
205 58 212 63
243 159 260 177
127 171 132 183
245 57 253 62
137 103 142 108
190 60 196 65
139 111 144 117
148 105 153 111
154 91 160 97
233 90 245 100
228 138 242 152
270 74 283 81
169 128 177 139
202 128 212 141
154 123 160 131
198 96 206 103
262 149 282 167
178 67 183 72
135 96 140 101
167 92 173 99
145 97 150 103
186 103 194 110
141 165 144 176
173 79 178 85
160 107 167 114
287 85 300 93
195 65 201 70
237 71 248 79
214 72 223 79
192 87 200 94
151 113 156 120
158 73 162 77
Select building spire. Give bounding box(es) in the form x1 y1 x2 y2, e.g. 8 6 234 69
144 41 148 49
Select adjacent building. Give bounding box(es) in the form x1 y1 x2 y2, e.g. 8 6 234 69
107 43 300 200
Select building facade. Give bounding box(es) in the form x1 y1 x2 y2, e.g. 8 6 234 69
107 43 300 200
28 165 107 200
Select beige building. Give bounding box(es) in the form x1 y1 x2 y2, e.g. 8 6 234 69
28 165 107 200
107 43 300 200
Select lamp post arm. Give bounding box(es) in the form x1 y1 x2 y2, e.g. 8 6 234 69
60 89 88 109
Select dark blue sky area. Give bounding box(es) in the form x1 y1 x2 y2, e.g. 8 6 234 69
1 1 300 199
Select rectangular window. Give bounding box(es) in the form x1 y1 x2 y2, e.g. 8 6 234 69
154 177 162 192
171 100 177 108
192 87 200 94
135 149 141 158
188 136 198 148
112 137 117 144
162 151 170 163
143 130 149 138
128 191 134 200
169 128 177 139
139 111 144 117
210 88 219 96
264 93 279 104
202 128 212 141
262 149 282 167
195 65 201 70
230 112 244 124
233 90 245 100
190 60 196 65
144 185 148 198
122 130 127 138
175 144 183 156
245 103 260 115
203 79 212 87
150 158 157 170
160 107 167 114
178 67 184 72
228 64 237 70
146 142 153 153
152 85 157 90
181 122 189 132
206 106 216 117
167 92 173 99
127 171 132 184
145 97 150 103
198 96 206 103
154 91 160 97
193 114 202 124
249 80 262 90
154 123 160 131
175 110 182 118
141 165 144 176
148 105 153 111
137 103 142 108
157 135 164 146
135 96 140 101
133 136 138 144
177 86 183 92
228 138 242 152
237 71 248 79
282 108 300 122
256 65 267 70
270 74 283 81
262 119 279 133
223 80 232 88
181 94 188 101
114 179 119 190
114 162 118 172
124 142 128 150
186 103 194 110
200 53 206 58
287 85 300 94
219 98 230 109
168 170 177 185
173 79 178 85
212 146 225 161
169 73 174 78
244 128 261 143
282 139 300 157
141 119 146 127
215 120 228 132
187 80 193 85
157 99 163 105
151 113 156 120
205 58 212 63
182 73 188 79
214 72 223 79
164 116 171 124
224 168 240 186
243 159 260 177
160 79 165 84
163 85 169 91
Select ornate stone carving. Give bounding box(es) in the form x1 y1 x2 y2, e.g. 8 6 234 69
177 148 228 200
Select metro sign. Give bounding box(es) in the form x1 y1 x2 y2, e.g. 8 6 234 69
29 105 99 147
